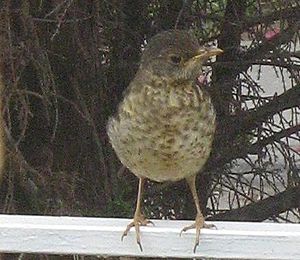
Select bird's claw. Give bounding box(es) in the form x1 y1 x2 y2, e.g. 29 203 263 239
121 214 153 251
203 222 216 229
180 215 216 253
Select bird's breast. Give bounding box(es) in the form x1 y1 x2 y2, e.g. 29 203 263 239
108 81 216 182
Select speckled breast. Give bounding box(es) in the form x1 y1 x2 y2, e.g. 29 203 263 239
107 79 216 182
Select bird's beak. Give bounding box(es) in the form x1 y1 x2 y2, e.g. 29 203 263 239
184 47 223 68
192 47 223 60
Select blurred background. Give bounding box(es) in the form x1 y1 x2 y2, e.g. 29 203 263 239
0 0 299 259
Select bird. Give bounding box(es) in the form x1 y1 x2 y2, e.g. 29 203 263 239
107 30 223 252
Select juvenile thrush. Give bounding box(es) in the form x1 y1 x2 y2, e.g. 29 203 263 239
107 30 223 252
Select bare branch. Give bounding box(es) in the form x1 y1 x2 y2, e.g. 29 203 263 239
209 185 300 221
243 22 300 60
243 6 300 29
249 125 300 154
234 85 300 136
174 0 193 29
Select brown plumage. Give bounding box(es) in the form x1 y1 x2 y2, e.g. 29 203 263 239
107 30 222 252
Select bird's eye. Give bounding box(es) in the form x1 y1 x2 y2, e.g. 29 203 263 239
169 55 182 64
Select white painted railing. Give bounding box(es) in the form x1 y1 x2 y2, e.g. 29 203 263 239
0 214 299 259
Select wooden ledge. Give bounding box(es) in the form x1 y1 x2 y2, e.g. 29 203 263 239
0 214 299 259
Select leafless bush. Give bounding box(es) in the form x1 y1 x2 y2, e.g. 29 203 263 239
0 0 299 258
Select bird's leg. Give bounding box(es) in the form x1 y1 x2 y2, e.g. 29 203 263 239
180 175 215 253
121 177 153 251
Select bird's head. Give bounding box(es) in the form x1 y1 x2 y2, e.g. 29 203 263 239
140 30 223 82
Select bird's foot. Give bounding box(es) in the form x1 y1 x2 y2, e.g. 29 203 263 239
121 213 154 251
180 214 216 253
